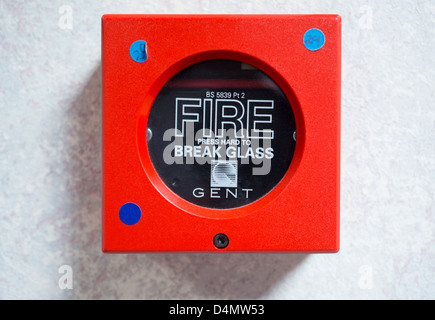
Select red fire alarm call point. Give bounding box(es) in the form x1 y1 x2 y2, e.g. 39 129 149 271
102 15 341 253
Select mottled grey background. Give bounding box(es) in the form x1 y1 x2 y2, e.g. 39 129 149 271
0 0 434 300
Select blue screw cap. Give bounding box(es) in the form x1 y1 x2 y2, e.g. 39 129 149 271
303 29 325 51
130 40 148 63
119 203 142 225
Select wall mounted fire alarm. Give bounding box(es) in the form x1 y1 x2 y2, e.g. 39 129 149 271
102 14 341 253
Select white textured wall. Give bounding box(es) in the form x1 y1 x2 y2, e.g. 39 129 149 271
0 0 434 300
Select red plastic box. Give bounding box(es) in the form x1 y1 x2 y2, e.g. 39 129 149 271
102 15 341 253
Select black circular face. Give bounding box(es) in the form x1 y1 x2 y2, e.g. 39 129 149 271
146 59 296 209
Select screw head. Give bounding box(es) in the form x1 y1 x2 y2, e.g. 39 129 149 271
213 233 229 249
